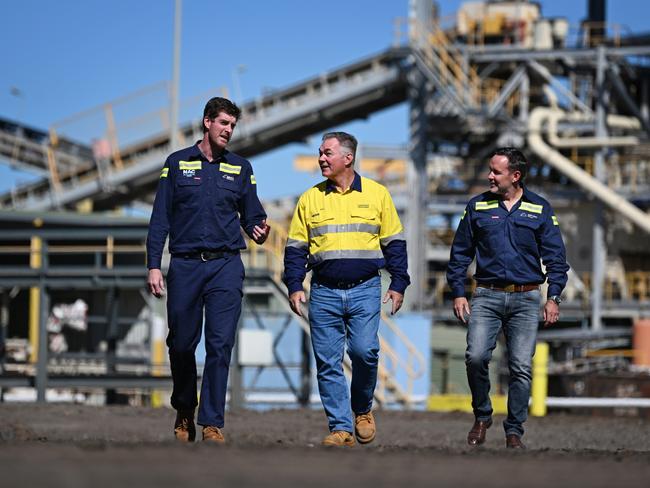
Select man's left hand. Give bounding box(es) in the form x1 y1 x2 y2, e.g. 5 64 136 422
252 219 271 244
383 290 404 315
543 300 560 327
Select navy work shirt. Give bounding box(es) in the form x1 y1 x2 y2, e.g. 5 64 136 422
446 186 569 298
146 143 266 269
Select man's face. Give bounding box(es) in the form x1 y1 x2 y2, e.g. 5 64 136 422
487 154 519 195
204 111 237 150
318 138 352 179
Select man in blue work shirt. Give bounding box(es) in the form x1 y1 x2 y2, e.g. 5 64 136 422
283 131 409 447
447 147 568 449
147 97 270 443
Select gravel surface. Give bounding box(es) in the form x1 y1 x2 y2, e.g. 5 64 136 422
1 404 648 487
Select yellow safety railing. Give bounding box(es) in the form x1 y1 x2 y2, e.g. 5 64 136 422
408 17 481 107
42 83 228 207
427 342 549 416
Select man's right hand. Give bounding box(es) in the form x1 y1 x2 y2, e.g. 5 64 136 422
289 291 306 317
453 297 471 324
148 268 165 298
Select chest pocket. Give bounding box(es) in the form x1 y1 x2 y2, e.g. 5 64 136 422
474 217 504 251
350 207 379 225
308 211 335 241
216 176 241 208
475 217 502 230
309 211 334 227
513 218 541 250
175 177 202 207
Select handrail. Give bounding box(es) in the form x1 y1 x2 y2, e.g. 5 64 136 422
408 17 480 108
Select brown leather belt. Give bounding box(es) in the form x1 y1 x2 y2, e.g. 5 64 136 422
477 283 539 293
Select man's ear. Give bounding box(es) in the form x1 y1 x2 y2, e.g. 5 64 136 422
344 152 354 167
203 116 211 131
512 170 522 184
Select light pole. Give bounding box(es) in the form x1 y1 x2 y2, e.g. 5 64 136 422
232 64 247 104
9 87 26 164
170 0 182 151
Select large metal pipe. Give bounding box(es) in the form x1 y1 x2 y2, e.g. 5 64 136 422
527 107 650 234
545 111 639 148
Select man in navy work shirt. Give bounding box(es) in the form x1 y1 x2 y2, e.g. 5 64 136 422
147 97 270 443
446 147 568 449
283 131 409 447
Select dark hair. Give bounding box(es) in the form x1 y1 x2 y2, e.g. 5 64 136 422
322 131 358 163
490 147 528 182
202 97 241 132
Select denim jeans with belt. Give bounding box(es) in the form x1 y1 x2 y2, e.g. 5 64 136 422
465 286 540 437
309 276 381 433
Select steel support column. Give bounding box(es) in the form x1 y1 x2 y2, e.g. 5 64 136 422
35 285 49 403
591 46 608 331
407 65 429 310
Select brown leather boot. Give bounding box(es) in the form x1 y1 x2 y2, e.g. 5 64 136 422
173 410 196 442
467 419 492 446
322 431 355 447
505 434 526 449
354 412 376 444
202 426 226 444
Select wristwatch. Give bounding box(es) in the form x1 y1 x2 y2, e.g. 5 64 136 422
548 295 562 305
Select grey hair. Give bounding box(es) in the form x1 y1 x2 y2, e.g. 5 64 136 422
322 131 357 163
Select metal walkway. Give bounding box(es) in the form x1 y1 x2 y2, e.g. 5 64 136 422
0 48 409 211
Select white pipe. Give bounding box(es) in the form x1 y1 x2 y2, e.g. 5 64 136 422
546 397 650 408
546 110 639 148
528 107 650 234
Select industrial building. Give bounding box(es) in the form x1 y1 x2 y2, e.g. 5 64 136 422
0 0 649 411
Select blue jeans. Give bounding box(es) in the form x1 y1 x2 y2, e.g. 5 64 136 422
465 286 540 438
309 276 381 433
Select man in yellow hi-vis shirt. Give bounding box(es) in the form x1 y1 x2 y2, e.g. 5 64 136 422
283 131 409 447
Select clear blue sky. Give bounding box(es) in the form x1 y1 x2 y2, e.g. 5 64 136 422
1 0 647 200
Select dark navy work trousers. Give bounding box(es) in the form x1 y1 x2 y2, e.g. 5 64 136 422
165 253 244 428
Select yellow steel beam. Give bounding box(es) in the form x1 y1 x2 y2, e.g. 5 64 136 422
28 236 42 364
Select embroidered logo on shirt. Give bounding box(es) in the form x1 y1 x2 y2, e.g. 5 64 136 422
182 169 196 177
222 174 235 181
519 212 538 219
491 215 500 219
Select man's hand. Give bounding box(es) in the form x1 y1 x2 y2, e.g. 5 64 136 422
543 300 560 327
252 219 271 244
289 291 306 317
148 268 165 298
453 297 471 324
383 290 404 315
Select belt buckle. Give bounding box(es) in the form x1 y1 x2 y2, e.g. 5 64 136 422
504 284 515 292
200 251 208 262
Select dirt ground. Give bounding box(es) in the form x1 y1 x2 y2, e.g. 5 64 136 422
0 403 649 487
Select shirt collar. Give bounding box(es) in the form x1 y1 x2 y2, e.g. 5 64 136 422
325 172 362 194
521 185 535 202
193 141 230 163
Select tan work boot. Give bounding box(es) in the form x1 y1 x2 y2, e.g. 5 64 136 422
173 410 196 442
202 425 226 444
322 430 355 447
355 411 376 444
